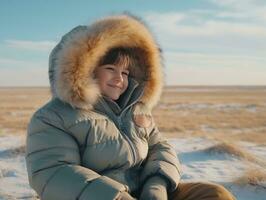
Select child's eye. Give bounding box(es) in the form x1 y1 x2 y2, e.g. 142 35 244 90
122 72 129 76
106 67 115 71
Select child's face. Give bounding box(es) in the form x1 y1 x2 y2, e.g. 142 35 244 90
95 64 129 100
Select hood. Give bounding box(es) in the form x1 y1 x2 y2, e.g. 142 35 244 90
49 14 164 110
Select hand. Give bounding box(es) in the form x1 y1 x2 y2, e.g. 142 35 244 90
116 191 136 200
139 176 168 200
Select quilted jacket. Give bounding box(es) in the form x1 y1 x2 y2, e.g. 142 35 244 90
26 14 181 200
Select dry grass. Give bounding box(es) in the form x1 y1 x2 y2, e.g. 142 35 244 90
234 168 266 188
205 130 266 144
205 141 248 158
0 87 51 134
0 86 266 145
204 141 266 167
155 86 266 144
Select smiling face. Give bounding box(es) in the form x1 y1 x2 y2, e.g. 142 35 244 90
94 48 136 101
95 64 129 100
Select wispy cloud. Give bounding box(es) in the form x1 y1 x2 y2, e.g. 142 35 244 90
209 0 264 10
143 0 266 42
143 1 266 58
145 12 186 26
144 11 266 38
4 40 56 52
209 0 266 22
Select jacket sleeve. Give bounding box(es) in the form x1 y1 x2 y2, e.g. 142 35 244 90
139 116 182 192
26 108 127 200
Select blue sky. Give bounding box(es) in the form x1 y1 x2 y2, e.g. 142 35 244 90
0 0 266 86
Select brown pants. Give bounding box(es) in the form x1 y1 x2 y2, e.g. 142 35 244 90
169 182 236 200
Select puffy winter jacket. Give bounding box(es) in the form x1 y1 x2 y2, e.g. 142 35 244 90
26 14 181 200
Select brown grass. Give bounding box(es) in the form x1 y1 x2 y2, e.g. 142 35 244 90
204 141 266 167
0 86 266 145
234 168 266 188
0 87 51 134
155 86 266 144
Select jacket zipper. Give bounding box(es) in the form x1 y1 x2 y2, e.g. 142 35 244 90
91 110 138 166
117 99 145 166
117 116 137 166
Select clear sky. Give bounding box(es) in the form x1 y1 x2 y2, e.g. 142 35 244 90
0 0 266 86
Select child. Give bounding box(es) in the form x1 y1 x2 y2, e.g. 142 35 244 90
26 14 235 200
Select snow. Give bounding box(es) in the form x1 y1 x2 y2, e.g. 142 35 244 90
0 135 266 200
0 135 37 200
169 137 266 200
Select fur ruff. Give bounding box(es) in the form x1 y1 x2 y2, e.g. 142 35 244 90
49 14 164 110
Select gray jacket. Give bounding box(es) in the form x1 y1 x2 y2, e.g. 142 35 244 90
26 14 181 200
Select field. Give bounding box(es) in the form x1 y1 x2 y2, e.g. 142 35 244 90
0 86 266 199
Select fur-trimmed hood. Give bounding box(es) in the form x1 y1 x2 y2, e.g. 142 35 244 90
49 14 164 110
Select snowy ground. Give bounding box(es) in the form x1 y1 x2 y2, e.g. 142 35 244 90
169 138 266 200
0 135 36 200
0 135 265 200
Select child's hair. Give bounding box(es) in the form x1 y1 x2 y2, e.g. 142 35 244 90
98 47 137 71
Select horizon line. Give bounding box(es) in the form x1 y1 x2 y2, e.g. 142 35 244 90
1 85 266 88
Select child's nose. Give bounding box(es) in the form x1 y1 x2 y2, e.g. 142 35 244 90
114 72 123 82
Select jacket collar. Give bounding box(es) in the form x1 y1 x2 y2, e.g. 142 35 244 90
93 78 143 116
